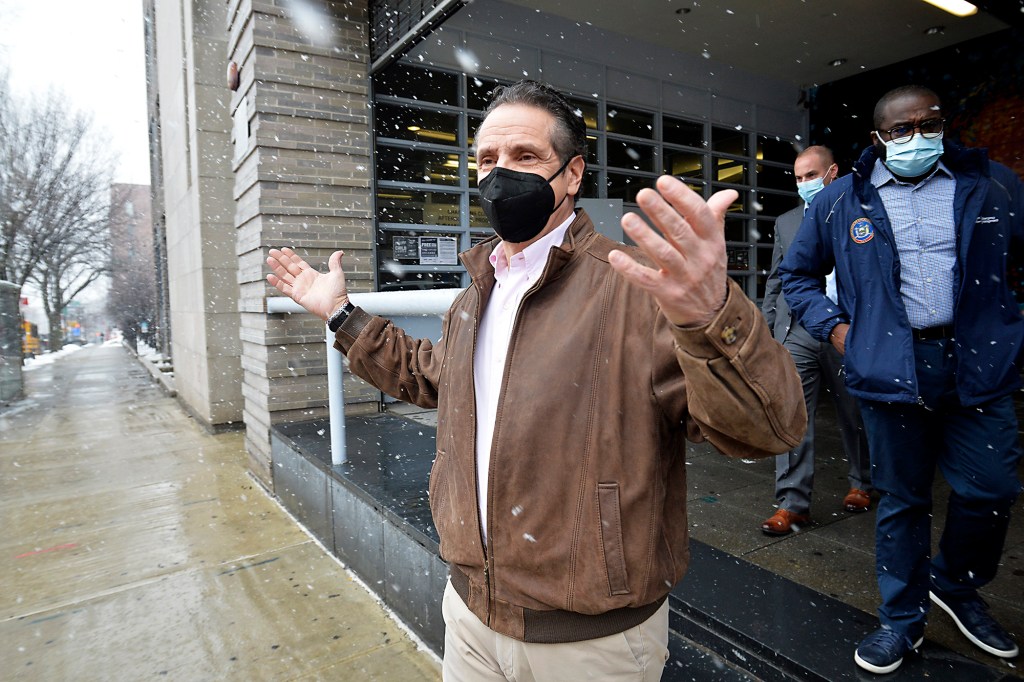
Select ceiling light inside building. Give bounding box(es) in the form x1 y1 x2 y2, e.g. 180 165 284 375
924 25 946 35
829 58 848 67
920 0 978 17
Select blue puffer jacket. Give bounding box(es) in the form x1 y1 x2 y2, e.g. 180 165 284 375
779 141 1024 406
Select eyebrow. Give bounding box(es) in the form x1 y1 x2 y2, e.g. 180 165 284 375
887 115 942 127
475 140 547 158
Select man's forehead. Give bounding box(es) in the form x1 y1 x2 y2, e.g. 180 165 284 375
881 94 942 123
794 152 827 173
476 105 555 148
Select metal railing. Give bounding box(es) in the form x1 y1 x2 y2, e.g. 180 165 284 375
266 288 461 464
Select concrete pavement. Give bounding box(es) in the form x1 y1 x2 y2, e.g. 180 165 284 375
0 343 441 681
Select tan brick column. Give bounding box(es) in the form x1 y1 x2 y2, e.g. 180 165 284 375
228 0 377 488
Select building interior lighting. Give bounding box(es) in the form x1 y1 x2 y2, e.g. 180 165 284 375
920 0 978 17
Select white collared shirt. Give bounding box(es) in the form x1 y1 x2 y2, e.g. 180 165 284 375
473 214 575 543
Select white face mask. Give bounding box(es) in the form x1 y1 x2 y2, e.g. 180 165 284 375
877 132 943 177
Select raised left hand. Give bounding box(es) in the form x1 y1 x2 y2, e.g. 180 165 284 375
609 175 736 327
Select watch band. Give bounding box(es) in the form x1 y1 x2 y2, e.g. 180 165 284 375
327 301 355 332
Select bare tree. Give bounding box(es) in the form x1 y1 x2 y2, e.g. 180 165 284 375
30 211 112 351
0 69 119 350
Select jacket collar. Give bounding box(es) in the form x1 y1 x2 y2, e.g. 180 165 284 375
460 208 596 287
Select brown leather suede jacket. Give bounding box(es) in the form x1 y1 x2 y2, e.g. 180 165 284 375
334 210 805 643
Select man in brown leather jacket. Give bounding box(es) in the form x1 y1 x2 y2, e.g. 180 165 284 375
267 80 805 681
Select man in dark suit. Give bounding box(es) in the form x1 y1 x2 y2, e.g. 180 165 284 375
760 145 872 535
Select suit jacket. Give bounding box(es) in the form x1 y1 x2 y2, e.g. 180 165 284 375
762 204 810 344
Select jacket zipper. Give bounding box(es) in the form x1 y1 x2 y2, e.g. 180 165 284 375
482 261 559 626
469 282 494 627
473 231 577 627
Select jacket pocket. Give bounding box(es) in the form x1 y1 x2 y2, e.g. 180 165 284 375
428 450 451 550
598 482 630 596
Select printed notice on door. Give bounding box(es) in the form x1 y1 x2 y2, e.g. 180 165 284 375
419 237 458 265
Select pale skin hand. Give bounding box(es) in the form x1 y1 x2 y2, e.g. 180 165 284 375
609 175 738 327
266 247 349 321
829 322 849 355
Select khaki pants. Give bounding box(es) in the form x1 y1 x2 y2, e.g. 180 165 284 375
441 580 669 681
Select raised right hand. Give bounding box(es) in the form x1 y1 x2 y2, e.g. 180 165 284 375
266 247 349 321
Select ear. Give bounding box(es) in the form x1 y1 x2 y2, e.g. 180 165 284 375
565 155 586 197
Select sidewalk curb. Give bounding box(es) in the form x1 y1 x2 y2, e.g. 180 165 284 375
122 341 176 396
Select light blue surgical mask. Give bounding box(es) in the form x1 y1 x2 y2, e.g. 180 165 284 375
878 131 943 177
796 164 835 204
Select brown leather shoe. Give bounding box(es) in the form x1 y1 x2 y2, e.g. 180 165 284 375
760 508 811 536
843 488 871 513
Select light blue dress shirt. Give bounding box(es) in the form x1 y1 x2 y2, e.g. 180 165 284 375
871 159 957 328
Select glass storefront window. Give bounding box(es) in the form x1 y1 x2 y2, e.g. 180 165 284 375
754 219 776 245
373 62 798 300
579 171 600 200
377 225 465 291
374 64 458 105
375 103 460 146
757 135 799 165
755 191 796 218
377 145 462 186
727 245 751 272
569 97 599 131
607 172 649 203
606 106 654 139
756 163 795 192
377 189 461 226
757 244 775 273
663 149 703 179
714 156 747 184
379 271 464 291
724 217 749 243
468 198 490 228
467 115 482 150
607 140 655 171
663 116 705 148
712 125 748 156
468 76 505 111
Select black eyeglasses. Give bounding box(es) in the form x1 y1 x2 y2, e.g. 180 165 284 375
877 118 944 145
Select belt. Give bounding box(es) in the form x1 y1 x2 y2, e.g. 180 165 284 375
911 325 954 341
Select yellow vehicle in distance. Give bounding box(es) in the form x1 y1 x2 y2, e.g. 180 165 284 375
22 320 41 358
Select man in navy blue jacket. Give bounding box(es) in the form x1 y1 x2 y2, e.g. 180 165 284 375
780 85 1024 675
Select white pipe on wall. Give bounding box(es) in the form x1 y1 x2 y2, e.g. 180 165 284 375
267 288 462 465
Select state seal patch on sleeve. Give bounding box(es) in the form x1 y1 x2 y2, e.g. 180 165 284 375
850 217 874 244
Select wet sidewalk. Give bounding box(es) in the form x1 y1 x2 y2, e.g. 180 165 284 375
0 344 441 681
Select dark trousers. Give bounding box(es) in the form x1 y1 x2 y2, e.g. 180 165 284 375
858 338 1022 638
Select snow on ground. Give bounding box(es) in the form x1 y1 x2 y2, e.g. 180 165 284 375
23 344 86 371
23 332 125 372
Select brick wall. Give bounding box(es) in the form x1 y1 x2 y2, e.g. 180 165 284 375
228 0 377 488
